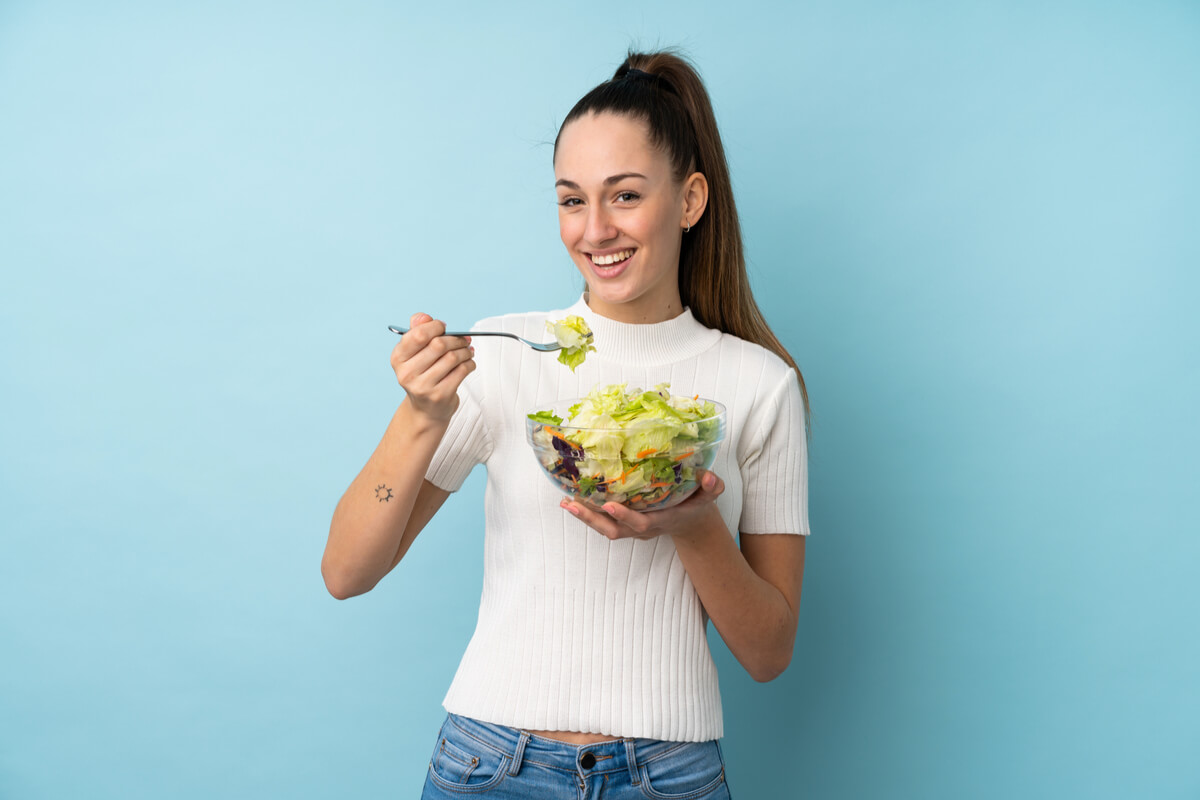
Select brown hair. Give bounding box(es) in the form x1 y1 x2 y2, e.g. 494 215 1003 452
554 48 812 436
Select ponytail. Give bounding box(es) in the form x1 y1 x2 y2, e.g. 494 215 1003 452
555 48 812 437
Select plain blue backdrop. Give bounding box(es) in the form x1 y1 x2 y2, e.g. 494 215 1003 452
2 1 1197 798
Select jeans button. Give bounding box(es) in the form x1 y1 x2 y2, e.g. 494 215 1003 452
580 752 596 769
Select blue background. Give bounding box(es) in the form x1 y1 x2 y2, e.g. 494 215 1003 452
2 1 1197 797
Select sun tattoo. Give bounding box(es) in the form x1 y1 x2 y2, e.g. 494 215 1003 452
375 484 393 502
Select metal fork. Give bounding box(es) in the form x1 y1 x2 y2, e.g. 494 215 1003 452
388 325 567 352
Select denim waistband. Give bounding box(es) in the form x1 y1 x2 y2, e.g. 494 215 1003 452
443 712 711 783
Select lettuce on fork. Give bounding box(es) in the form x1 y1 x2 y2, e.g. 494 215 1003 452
546 316 596 372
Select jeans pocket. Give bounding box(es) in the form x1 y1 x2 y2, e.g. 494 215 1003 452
639 741 728 800
427 716 511 793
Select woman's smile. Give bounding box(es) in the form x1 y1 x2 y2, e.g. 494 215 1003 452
587 247 637 279
588 247 636 266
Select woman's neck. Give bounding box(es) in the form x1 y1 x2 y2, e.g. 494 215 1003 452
583 290 685 325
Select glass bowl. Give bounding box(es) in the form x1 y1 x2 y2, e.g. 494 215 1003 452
525 397 726 512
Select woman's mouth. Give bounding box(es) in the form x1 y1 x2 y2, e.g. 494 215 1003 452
587 248 635 278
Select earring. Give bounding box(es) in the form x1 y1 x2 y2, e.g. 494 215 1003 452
684 221 691 233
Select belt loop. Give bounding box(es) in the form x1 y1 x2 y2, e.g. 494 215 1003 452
507 731 530 776
624 738 640 786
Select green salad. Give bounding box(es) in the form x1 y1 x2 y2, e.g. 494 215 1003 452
528 383 722 510
546 316 596 371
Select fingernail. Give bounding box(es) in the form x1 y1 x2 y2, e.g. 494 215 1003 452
703 473 715 489
469 346 475 354
565 505 580 516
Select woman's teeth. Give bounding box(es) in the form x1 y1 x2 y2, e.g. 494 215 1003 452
590 249 634 265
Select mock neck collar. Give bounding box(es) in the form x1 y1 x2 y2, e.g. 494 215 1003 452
565 293 722 367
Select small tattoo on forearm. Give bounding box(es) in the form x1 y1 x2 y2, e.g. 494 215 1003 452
375 484 393 502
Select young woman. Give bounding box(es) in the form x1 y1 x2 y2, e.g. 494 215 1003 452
323 49 811 799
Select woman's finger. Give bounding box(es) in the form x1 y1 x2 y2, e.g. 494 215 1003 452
561 499 623 540
428 352 477 397
599 502 649 534
696 469 725 501
419 343 476 388
396 326 465 367
398 315 445 352
392 320 444 372
398 328 471 375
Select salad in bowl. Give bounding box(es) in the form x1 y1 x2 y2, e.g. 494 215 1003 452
526 383 726 512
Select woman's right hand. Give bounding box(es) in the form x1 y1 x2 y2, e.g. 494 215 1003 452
390 312 476 422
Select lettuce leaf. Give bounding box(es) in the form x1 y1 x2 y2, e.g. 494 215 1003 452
527 410 564 425
566 383 716 470
546 316 597 372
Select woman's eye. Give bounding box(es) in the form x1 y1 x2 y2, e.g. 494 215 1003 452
616 191 639 202
558 198 582 207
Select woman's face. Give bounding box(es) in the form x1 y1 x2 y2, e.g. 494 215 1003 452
554 112 691 324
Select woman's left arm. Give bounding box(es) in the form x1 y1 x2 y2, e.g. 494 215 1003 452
561 470 805 683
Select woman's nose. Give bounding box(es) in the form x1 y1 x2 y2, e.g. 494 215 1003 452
584 206 616 245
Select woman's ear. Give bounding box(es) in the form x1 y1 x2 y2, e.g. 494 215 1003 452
682 171 709 229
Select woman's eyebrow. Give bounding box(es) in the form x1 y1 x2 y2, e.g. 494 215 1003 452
555 172 648 190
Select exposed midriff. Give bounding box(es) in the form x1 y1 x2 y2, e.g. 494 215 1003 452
525 729 623 745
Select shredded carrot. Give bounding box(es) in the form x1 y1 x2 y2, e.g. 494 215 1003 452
547 428 576 446
693 394 698 400
636 448 656 459
617 465 639 485
673 450 694 461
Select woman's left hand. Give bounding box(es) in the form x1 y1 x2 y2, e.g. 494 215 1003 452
560 469 725 542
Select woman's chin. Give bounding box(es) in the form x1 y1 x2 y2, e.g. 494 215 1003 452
584 284 638 309
578 269 633 301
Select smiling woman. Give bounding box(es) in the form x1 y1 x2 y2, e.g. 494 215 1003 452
554 114 707 323
323 47 812 800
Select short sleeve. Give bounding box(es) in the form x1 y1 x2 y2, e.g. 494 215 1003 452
424 348 493 493
738 368 810 536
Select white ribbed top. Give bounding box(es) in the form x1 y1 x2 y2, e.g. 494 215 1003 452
424 294 809 742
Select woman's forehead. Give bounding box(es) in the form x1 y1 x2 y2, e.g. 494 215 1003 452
554 112 667 182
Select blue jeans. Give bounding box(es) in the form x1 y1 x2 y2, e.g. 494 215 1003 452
420 712 732 799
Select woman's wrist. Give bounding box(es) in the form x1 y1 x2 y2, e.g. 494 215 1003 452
397 395 454 440
668 502 729 551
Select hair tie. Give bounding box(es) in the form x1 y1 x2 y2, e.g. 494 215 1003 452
621 66 677 95
624 67 657 81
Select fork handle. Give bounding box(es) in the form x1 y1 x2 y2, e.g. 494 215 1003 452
388 325 478 337
388 325 521 340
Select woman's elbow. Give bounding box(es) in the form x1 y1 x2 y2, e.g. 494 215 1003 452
749 631 796 682
324 579 358 601
321 560 372 600
750 651 792 683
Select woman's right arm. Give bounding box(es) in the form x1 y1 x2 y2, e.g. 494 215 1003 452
321 312 475 600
